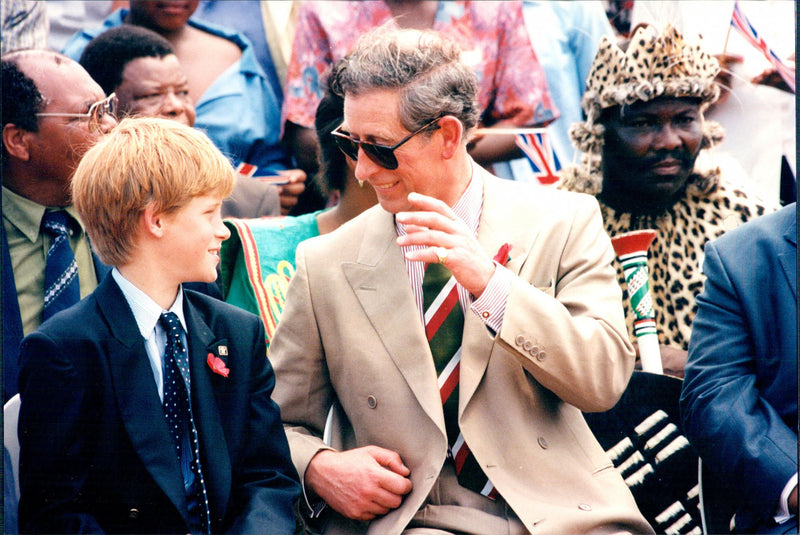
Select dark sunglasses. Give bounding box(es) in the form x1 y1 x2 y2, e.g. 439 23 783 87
331 117 442 170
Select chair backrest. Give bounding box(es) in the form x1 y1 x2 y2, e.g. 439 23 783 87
583 372 702 534
4 393 21 535
698 458 735 534
323 399 355 452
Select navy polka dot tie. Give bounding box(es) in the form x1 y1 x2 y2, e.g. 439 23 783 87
160 312 211 535
41 211 80 321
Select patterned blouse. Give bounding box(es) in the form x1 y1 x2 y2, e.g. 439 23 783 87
282 0 557 129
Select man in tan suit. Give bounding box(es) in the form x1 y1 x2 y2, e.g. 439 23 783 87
270 28 653 535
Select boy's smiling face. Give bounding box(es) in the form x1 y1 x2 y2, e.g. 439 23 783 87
159 194 230 284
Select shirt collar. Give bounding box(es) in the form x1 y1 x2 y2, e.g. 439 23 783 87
2 186 86 243
111 268 186 338
452 161 482 234
187 17 265 78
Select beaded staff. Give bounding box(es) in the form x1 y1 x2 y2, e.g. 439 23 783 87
610 230 663 374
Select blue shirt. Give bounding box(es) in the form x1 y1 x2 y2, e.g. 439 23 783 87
193 0 284 107
506 1 614 182
63 9 290 174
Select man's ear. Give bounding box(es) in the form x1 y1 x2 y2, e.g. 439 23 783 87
142 203 166 238
2 123 32 162
436 116 464 160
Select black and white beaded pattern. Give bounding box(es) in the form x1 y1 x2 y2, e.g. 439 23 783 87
160 312 211 535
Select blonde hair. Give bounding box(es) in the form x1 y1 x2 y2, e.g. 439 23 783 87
72 117 235 266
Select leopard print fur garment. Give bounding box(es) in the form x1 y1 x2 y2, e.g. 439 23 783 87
562 167 776 350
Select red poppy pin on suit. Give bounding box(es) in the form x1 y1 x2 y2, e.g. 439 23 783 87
207 352 230 377
494 243 511 266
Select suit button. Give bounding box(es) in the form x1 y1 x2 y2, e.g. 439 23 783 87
128 508 140 520
515 335 525 347
537 351 546 361
522 340 534 351
578 503 592 511
367 395 377 409
537 436 548 449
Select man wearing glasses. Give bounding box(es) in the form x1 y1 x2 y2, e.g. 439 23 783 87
269 28 652 534
2 50 117 401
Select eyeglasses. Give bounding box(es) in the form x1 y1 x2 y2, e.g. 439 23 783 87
36 93 118 133
331 116 441 170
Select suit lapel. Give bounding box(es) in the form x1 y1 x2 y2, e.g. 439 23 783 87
183 297 232 525
460 169 545 407
97 277 189 525
473 169 545 275
341 208 444 431
342 174 551 428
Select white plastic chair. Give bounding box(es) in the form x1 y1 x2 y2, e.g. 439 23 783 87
4 394 21 534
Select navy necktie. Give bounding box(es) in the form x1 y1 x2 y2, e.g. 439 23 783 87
422 262 497 500
41 211 80 321
160 312 211 535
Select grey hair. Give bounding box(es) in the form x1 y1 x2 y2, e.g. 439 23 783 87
330 27 480 134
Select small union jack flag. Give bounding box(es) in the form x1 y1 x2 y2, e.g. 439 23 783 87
235 162 258 177
515 130 562 185
731 1 795 93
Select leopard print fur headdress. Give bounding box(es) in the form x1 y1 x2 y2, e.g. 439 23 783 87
562 24 723 196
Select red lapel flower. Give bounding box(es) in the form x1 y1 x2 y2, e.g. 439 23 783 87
493 243 511 266
207 353 230 377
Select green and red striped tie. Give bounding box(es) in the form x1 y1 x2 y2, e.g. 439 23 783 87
423 261 497 500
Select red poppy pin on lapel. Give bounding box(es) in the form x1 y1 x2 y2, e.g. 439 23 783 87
493 243 511 266
207 353 230 377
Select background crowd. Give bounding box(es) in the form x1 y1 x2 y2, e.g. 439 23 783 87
1 1 796 534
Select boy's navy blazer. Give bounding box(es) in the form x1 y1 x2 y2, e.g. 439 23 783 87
2 222 221 402
16 274 300 534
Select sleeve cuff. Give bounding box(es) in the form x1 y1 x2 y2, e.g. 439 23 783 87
470 263 512 333
300 447 334 518
304 490 327 519
774 473 798 523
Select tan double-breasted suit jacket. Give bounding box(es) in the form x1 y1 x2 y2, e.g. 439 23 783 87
270 165 653 534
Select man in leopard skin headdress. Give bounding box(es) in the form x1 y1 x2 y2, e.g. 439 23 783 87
559 24 777 377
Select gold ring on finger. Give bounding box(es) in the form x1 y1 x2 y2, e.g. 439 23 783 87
435 247 448 265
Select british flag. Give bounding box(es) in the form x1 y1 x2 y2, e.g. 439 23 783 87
235 162 258 177
515 130 562 185
731 1 795 93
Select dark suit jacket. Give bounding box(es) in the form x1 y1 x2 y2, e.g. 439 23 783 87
2 222 110 402
17 275 301 534
3 222 222 402
681 203 797 533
